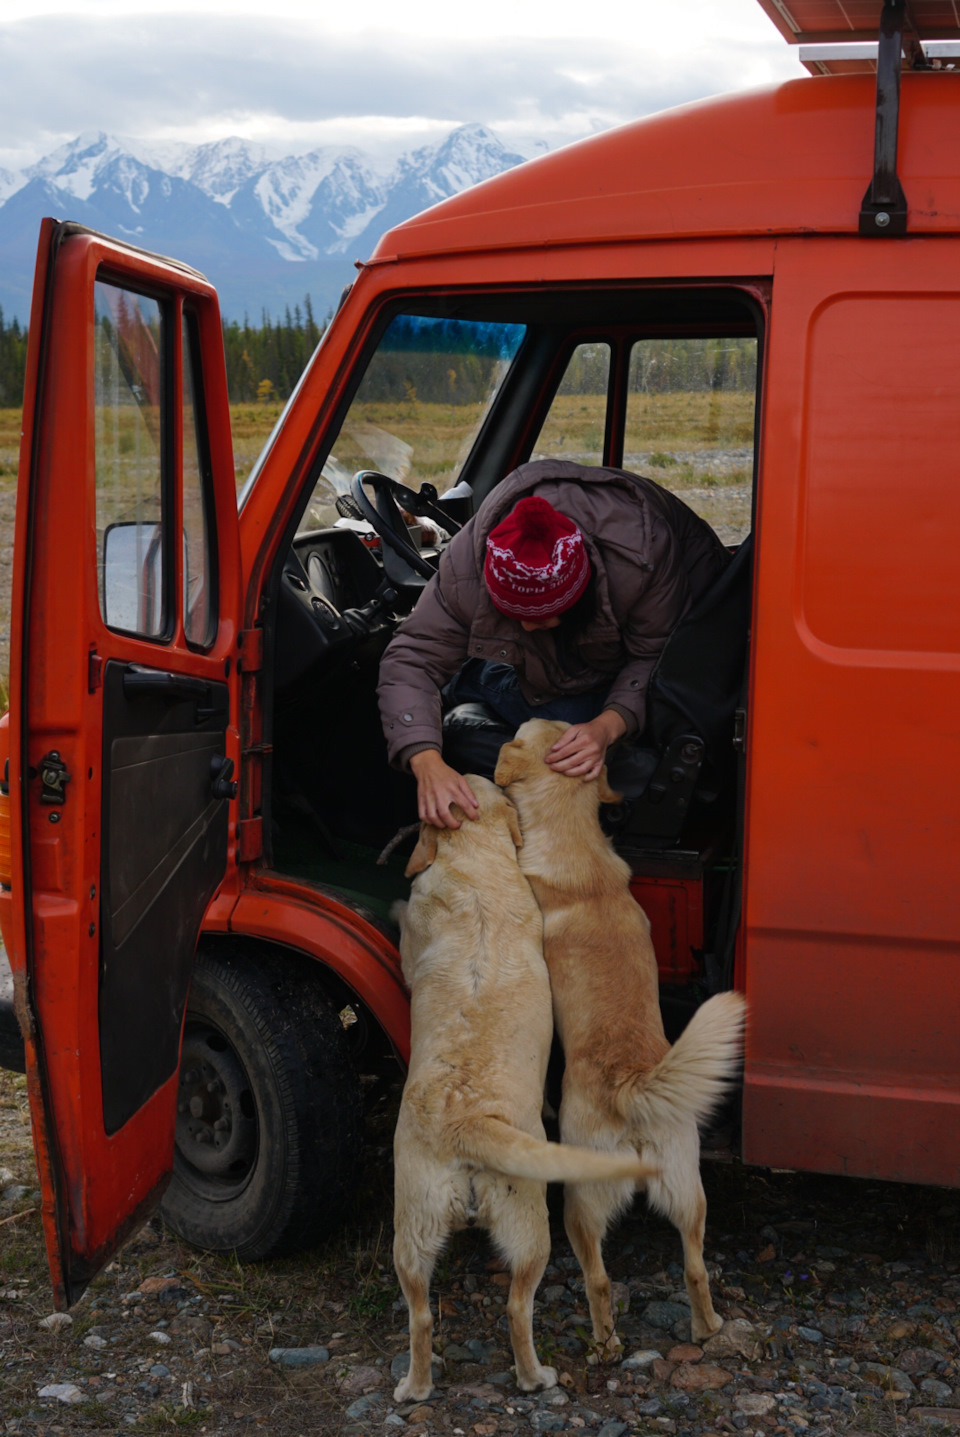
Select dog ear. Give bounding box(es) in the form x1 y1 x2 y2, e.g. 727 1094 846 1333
405 823 439 876
494 742 520 787
597 766 623 805
504 797 524 851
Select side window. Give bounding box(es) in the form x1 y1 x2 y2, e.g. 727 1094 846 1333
95 281 165 637
531 343 610 468
624 337 757 546
181 314 217 648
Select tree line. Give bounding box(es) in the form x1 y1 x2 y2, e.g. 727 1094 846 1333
221 298 327 403
0 298 330 409
353 315 527 407
559 336 758 397
1 304 757 409
0 309 28 407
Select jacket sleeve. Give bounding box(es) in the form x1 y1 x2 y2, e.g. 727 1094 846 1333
377 543 477 769
601 526 691 736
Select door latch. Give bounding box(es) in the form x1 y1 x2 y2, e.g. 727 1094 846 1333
39 751 70 805
210 755 238 801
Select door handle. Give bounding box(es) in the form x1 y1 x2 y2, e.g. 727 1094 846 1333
210 755 238 801
123 666 211 701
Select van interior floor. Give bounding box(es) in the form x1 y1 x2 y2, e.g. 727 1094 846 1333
272 816 412 929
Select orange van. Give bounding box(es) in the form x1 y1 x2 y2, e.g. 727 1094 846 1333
1 0 958 1310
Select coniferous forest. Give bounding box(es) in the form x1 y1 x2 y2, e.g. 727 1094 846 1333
0 299 759 413
220 298 327 402
0 310 27 408
0 299 330 409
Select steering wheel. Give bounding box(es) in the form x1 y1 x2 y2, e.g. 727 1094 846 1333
349 471 460 582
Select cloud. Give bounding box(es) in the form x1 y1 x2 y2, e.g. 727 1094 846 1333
0 12 801 168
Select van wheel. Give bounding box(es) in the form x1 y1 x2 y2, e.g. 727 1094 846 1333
160 943 362 1260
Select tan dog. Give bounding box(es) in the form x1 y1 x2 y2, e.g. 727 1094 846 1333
495 722 746 1351
392 774 654 1403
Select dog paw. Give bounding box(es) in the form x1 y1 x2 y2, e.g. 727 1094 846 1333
517 1364 558 1392
690 1313 724 1343
393 1377 432 1403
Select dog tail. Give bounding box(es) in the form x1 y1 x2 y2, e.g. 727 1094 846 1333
619 990 746 1134
454 1118 655 1186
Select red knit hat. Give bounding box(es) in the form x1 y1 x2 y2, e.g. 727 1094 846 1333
484 496 591 619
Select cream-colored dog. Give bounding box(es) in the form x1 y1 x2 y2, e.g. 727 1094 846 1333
392 774 654 1403
495 722 746 1351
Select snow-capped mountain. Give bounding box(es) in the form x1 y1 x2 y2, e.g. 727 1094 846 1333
0 125 531 323
176 137 272 204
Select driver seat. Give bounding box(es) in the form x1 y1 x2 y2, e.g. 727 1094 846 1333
442 534 753 847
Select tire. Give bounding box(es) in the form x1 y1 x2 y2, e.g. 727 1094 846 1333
160 943 362 1260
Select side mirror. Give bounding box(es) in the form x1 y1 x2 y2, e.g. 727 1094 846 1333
102 522 162 635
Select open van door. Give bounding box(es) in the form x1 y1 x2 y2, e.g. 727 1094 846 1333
8 220 242 1307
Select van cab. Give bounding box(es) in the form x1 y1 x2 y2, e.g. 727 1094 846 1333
2 0 959 1309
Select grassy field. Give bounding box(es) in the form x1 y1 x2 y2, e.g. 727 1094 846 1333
1 389 754 497
0 392 753 684
0 411 20 702
322 391 754 494
229 401 286 486
0 408 19 480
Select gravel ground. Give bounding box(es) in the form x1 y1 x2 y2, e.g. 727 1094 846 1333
2 1068 959 1437
0 433 953 1434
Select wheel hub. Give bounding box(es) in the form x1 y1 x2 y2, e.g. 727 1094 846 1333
174 1024 258 1189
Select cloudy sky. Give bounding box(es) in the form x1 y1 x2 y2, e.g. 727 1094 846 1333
0 0 804 170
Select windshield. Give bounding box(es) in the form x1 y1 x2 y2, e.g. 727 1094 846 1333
301 313 526 530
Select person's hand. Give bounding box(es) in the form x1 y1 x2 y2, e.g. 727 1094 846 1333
409 750 480 829
545 710 627 781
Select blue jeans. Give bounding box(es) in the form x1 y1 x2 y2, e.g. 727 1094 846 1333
443 660 609 729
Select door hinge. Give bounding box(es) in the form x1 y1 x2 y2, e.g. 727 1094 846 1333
733 708 747 753
238 629 263 673
237 817 263 863
39 751 70 805
88 648 103 693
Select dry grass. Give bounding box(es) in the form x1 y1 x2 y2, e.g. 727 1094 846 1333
0 393 754 687
0 408 20 481
539 389 754 468
325 390 755 495
0 412 19 688
625 388 756 451
1 391 755 494
230 401 285 488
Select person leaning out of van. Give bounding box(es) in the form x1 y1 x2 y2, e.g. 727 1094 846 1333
377 459 729 829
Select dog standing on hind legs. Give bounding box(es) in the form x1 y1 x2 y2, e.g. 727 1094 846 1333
391 775 655 1403
495 720 746 1352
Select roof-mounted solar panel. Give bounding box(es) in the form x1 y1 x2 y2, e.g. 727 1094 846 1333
800 37 960 71
755 1 958 232
756 0 960 71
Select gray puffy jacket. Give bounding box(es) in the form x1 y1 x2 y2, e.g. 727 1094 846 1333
378 460 729 770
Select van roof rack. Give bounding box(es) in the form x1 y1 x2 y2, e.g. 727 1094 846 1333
757 1 959 236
